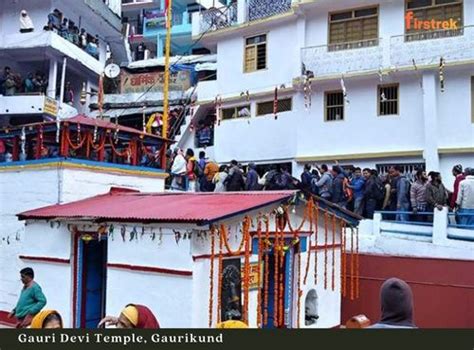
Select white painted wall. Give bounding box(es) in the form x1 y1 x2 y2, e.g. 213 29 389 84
107 225 193 328
0 162 166 318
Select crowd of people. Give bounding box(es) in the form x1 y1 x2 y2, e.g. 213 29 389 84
301 163 474 226
17 8 100 59
168 149 297 193
167 150 474 227
0 67 48 96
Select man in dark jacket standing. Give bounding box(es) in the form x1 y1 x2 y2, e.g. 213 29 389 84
225 160 245 191
363 168 378 219
331 166 346 208
246 163 260 191
301 164 313 193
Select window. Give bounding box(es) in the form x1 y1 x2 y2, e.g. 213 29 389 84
256 98 292 116
378 84 399 116
405 0 463 41
325 91 344 121
244 34 267 73
221 105 251 120
328 6 379 51
377 163 425 181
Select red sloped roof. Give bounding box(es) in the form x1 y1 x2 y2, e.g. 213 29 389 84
18 188 296 224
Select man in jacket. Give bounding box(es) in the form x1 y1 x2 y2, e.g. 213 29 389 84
363 168 378 219
389 166 410 222
301 164 313 193
410 169 428 222
349 167 365 215
456 168 474 226
315 164 333 200
331 166 346 208
450 164 466 209
246 163 260 191
426 172 448 213
225 160 245 191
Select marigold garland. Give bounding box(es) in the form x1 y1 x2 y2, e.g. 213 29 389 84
208 228 215 328
340 218 347 297
331 214 336 292
220 224 246 256
273 216 279 327
65 127 87 150
296 242 302 328
278 225 284 327
242 216 251 324
324 211 328 290
217 229 224 323
350 227 354 301
263 217 270 327
303 201 315 285
256 218 263 328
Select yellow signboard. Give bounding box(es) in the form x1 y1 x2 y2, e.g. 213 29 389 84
242 262 264 290
43 97 58 118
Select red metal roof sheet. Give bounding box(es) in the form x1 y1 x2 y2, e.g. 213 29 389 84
18 188 296 224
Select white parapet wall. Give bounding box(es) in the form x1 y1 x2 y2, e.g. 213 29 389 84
0 158 168 321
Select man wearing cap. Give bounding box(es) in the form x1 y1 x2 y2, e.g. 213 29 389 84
450 164 465 210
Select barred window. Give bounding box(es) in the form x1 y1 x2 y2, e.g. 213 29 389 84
325 91 344 122
221 105 251 120
244 34 267 73
377 163 426 181
328 6 379 51
256 98 292 116
378 84 399 116
405 0 463 41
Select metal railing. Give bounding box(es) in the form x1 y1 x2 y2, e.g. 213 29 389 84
301 38 383 77
247 0 292 22
198 3 237 34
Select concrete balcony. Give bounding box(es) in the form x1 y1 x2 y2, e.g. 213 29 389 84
0 32 104 75
0 95 77 120
301 26 474 79
193 3 238 36
390 25 474 68
196 80 218 103
301 39 383 78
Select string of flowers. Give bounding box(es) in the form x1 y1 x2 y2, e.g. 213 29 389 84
256 217 263 328
350 226 354 301
296 240 302 328
65 127 87 150
219 224 246 256
340 218 347 298
107 134 131 157
278 219 284 327
88 132 106 151
273 215 280 327
331 214 336 291
314 204 319 285
285 199 312 234
217 229 224 323
263 216 270 327
242 216 251 324
208 227 215 328
303 200 315 285
324 210 328 290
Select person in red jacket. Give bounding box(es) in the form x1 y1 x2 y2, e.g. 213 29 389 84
450 164 465 209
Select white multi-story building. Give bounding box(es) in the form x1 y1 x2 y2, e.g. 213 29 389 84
185 0 474 189
0 0 127 123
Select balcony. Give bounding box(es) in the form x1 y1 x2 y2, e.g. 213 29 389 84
300 25 474 79
195 3 237 35
247 0 291 22
0 95 77 120
301 39 383 77
390 25 474 68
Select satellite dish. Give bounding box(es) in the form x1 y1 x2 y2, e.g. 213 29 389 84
104 63 120 79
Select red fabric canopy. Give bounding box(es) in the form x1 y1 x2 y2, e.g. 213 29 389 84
18 188 296 224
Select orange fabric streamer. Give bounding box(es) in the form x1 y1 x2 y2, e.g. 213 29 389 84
217 230 224 323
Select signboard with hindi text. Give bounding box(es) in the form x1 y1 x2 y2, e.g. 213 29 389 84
120 70 191 94
242 262 264 291
43 97 58 118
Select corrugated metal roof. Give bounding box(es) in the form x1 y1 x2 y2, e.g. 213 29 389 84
18 188 296 225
